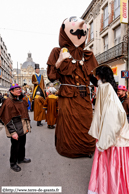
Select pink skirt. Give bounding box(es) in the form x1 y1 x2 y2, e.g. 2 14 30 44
88 146 129 194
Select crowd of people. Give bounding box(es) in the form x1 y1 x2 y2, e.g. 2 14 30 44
0 63 59 173
0 16 129 194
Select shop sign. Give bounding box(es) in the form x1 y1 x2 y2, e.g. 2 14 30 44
121 70 129 78
120 0 128 24
112 67 117 75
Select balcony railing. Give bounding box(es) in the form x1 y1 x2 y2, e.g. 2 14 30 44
96 42 127 65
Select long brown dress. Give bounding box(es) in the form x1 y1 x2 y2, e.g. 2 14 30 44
34 95 46 121
47 25 98 158
43 94 58 126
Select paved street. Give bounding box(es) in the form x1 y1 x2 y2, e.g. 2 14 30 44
0 112 93 194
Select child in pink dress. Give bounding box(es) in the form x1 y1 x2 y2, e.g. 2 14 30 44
88 65 129 194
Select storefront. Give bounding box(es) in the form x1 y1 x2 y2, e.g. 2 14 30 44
110 59 127 86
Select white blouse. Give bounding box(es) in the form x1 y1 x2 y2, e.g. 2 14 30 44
88 82 129 151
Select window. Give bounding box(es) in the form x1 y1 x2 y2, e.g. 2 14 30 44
114 0 120 19
90 22 94 39
103 35 108 51
29 79 32 84
103 5 108 28
114 26 121 45
3 80 5 87
23 79 26 83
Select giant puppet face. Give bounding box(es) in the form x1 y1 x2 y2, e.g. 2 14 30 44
63 16 87 47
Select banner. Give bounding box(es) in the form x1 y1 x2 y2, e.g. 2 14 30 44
112 67 117 75
120 0 128 23
121 70 129 78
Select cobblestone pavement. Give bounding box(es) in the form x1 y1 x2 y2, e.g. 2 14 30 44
0 112 94 194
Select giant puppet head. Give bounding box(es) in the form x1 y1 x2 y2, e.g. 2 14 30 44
62 16 87 47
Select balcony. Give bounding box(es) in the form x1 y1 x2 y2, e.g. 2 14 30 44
96 42 127 65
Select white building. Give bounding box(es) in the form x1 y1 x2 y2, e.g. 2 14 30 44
12 53 49 88
82 0 128 86
0 35 13 94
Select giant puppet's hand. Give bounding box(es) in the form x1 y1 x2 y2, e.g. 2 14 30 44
55 48 70 69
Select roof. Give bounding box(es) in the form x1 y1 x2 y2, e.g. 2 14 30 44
21 61 35 69
21 53 35 69
13 69 21 74
40 69 46 74
81 0 96 19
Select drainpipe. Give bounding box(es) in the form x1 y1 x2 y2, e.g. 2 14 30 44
17 62 18 84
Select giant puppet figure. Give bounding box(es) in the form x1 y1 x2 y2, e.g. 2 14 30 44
47 16 98 158
32 64 46 100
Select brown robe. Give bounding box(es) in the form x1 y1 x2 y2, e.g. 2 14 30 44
32 74 45 99
34 95 46 121
0 95 30 125
23 96 28 103
121 97 129 116
47 25 98 158
43 94 58 126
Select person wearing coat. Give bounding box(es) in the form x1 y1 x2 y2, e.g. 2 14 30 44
88 65 129 194
34 91 46 126
47 17 98 158
43 91 58 129
0 83 31 172
117 85 129 122
32 64 46 100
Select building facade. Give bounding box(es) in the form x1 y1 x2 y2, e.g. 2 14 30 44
12 53 49 88
0 35 13 94
82 0 128 87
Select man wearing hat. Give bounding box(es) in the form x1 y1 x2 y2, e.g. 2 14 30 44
32 64 46 99
0 83 31 172
117 85 129 122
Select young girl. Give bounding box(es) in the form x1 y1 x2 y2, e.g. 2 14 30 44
88 65 129 194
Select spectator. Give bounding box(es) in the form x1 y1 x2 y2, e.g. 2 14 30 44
0 83 31 172
117 85 129 122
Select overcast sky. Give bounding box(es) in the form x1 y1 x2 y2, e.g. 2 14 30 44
0 0 92 69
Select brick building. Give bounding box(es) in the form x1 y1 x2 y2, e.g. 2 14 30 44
82 0 128 87
0 35 13 94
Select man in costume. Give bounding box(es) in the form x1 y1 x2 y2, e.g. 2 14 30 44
47 16 98 158
26 93 32 111
32 63 46 99
117 85 129 122
32 63 46 111
34 91 46 126
47 83 57 94
43 90 58 129
0 83 31 172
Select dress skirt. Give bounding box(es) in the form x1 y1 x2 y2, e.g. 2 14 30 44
88 146 129 194
55 94 96 158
